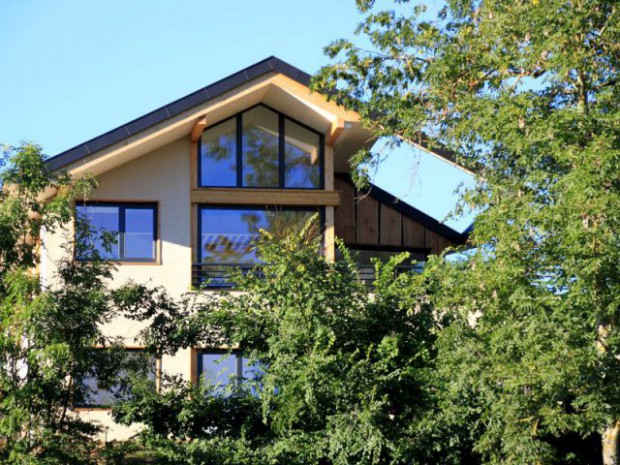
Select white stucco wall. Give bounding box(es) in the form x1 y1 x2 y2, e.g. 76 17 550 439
41 136 193 440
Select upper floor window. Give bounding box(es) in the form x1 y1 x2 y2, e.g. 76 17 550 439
199 105 324 189
76 203 157 262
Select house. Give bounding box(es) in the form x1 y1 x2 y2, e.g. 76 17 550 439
41 56 467 440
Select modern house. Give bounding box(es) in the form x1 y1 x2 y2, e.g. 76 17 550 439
41 56 467 439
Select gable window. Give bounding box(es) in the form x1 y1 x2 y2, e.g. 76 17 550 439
196 350 261 395
199 104 324 189
194 206 322 288
76 203 157 261
74 349 157 408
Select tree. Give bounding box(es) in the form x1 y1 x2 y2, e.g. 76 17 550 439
110 227 470 465
314 0 620 463
0 143 173 464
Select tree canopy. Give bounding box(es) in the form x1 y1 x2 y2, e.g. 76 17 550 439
313 0 620 463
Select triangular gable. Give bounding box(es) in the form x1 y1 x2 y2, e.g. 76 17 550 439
334 174 468 254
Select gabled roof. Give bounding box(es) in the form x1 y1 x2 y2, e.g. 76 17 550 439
45 56 312 172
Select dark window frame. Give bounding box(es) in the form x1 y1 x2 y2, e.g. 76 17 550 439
198 103 325 190
195 205 325 289
196 348 244 389
75 201 158 263
197 204 325 263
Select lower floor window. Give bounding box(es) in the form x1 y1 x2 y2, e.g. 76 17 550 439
196 350 261 394
195 206 323 288
74 348 157 408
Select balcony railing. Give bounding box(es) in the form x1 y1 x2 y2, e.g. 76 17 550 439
192 263 263 289
192 262 423 290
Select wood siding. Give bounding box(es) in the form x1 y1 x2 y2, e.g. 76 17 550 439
334 177 455 255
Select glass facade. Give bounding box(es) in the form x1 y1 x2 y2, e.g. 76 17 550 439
196 351 262 395
195 206 321 288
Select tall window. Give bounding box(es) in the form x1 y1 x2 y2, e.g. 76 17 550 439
199 105 323 189
195 206 321 288
76 203 157 261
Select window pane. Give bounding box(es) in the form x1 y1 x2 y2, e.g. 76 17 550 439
242 107 279 187
198 353 239 391
76 205 120 260
284 120 321 188
200 119 237 187
124 208 155 260
200 209 268 265
78 350 156 407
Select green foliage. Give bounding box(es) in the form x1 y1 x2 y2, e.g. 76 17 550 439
115 228 461 464
314 0 620 463
0 143 176 464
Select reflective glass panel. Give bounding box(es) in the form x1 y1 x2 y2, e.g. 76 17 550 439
124 208 155 260
200 208 318 265
198 353 239 391
284 120 321 188
242 107 279 187
200 118 237 187
76 205 120 260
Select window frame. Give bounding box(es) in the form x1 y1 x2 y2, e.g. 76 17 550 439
197 103 325 190
195 205 325 289
197 204 325 262
195 349 263 394
75 201 159 263
73 347 158 410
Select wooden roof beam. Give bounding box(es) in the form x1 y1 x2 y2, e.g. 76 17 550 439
327 118 345 146
190 116 208 142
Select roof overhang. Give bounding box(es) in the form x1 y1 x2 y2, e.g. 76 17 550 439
44 57 373 180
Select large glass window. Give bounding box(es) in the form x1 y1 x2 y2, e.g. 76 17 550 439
199 105 323 189
284 119 321 188
195 206 321 288
76 203 157 261
75 349 157 408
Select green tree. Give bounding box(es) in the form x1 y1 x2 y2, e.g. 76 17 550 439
0 143 171 464
314 0 620 463
112 227 463 464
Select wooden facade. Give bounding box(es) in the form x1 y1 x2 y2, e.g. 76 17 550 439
334 176 464 255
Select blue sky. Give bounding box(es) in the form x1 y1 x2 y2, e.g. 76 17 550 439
0 0 474 232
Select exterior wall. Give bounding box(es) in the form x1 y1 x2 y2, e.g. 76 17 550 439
41 136 192 440
40 115 460 442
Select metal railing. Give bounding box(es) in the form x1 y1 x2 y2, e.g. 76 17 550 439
192 263 263 289
192 262 422 290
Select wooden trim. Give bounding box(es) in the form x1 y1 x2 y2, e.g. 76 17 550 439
190 348 198 386
324 206 335 262
190 116 207 143
324 145 334 191
327 118 345 146
191 188 340 207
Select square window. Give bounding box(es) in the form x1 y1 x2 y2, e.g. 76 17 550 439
76 203 157 262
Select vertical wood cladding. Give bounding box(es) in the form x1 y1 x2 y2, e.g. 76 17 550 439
334 177 456 255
